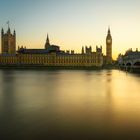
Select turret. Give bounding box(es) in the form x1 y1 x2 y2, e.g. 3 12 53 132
96 45 102 53
85 46 92 54
82 46 84 54
1 28 4 36
13 30 16 37
1 26 16 54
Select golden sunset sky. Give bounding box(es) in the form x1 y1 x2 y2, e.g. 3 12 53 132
0 0 140 59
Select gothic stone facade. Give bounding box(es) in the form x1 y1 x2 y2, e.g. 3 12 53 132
0 27 104 67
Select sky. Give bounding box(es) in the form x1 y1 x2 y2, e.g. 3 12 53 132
0 0 140 59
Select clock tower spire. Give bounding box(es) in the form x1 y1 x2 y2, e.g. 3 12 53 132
106 27 112 64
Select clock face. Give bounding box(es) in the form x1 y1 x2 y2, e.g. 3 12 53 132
107 39 111 43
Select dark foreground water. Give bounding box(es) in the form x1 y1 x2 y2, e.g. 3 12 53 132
0 69 140 140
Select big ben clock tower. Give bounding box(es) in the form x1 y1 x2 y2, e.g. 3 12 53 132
106 27 112 64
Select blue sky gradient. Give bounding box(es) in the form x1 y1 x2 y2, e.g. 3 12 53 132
0 0 140 58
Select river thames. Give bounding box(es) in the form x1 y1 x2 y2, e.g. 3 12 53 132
0 69 140 139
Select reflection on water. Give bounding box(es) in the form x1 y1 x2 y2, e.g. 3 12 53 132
0 70 140 139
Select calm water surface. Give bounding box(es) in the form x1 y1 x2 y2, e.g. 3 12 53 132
0 69 140 139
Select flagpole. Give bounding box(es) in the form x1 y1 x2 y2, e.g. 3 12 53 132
7 21 9 28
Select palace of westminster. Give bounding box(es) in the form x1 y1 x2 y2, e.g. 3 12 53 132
0 26 112 67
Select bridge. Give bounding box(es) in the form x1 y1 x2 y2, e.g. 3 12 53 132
118 49 140 72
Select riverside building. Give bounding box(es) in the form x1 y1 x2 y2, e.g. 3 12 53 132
0 27 112 68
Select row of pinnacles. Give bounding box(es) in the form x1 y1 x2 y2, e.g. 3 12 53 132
1 27 16 54
82 46 102 54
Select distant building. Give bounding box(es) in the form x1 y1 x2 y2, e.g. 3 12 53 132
118 48 140 66
118 48 140 72
0 26 107 68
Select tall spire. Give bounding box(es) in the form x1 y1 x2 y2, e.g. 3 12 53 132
45 33 50 49
108 26 111 34
47 34 50 44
